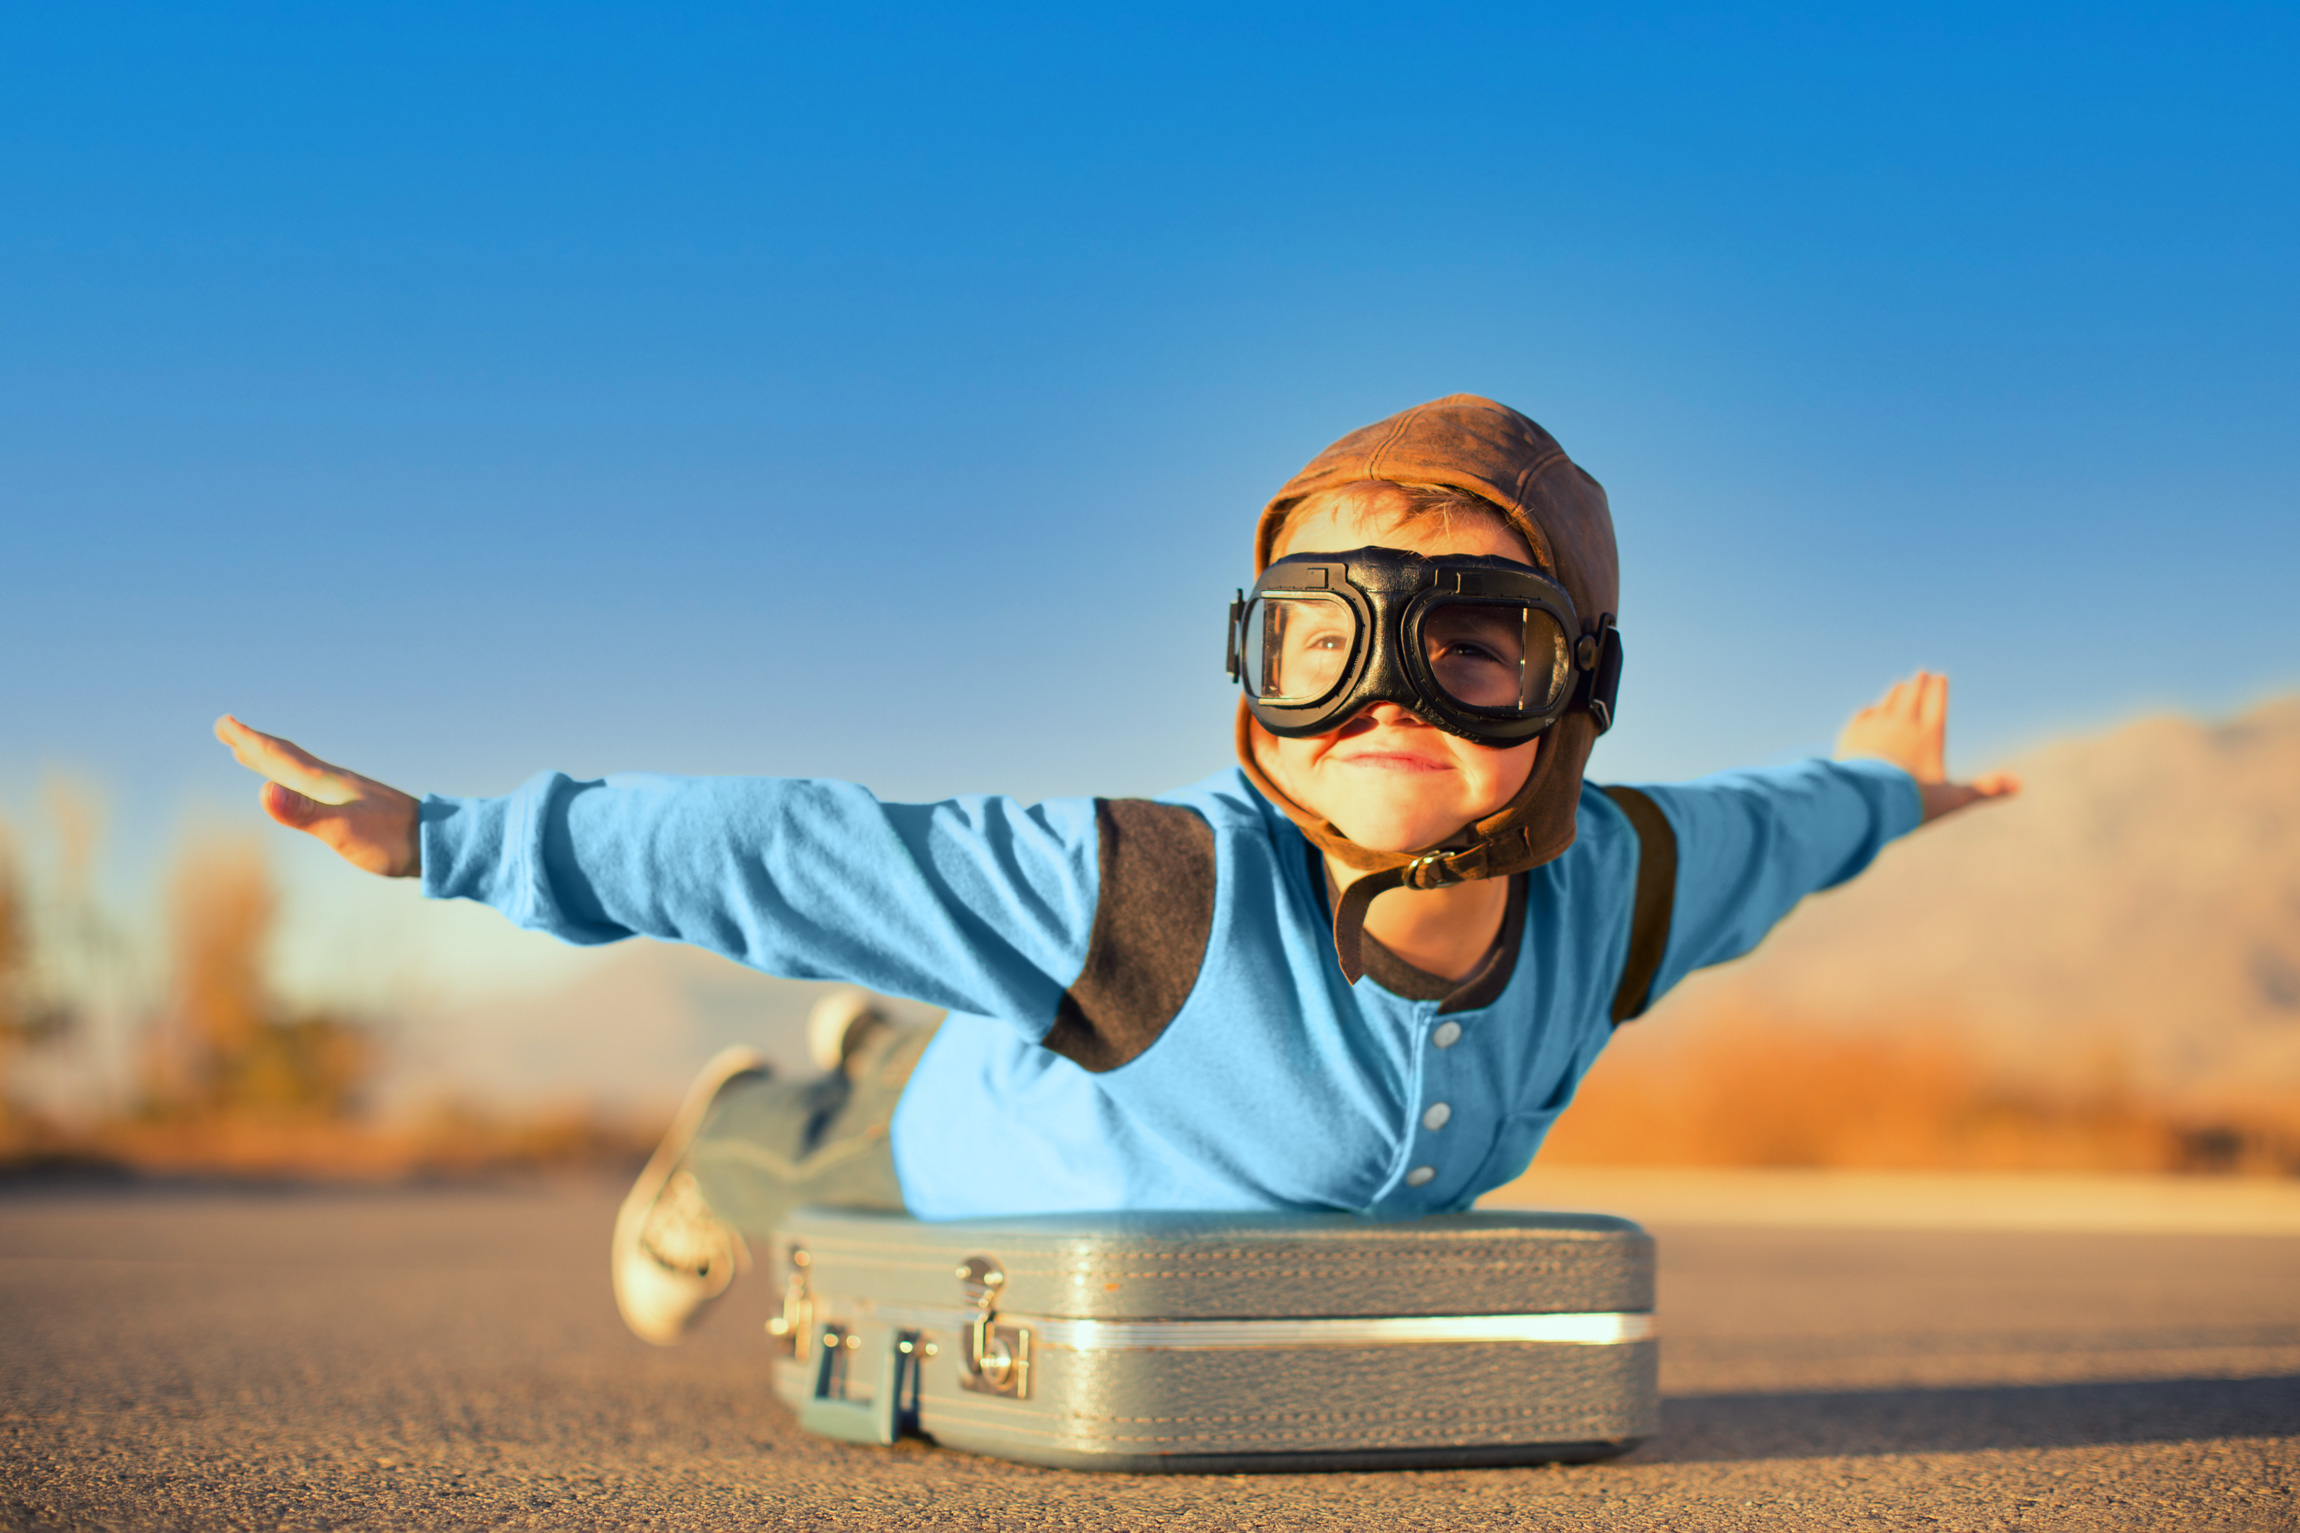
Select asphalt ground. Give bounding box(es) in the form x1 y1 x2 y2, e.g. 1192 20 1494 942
2 1181 2295 1531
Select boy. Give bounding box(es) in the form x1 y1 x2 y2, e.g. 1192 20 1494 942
215 395 2015 1344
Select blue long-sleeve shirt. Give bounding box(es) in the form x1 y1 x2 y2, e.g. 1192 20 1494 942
420 760 1919 1218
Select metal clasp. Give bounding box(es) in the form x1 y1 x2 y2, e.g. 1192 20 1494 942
1575 613 1622 735
1404 851 1465 890
955 1254 1031 1399
765 1244 815 1360
798 1323 922 1446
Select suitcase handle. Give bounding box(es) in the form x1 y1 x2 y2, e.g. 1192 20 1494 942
797 1324 920 1446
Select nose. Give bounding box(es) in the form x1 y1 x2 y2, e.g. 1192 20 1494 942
1338 701 1429 735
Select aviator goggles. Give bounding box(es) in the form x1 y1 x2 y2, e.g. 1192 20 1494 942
1227 546 1623 748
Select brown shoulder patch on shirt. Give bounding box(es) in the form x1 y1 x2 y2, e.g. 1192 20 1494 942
1601 785 1679 1024
1040 799 1217 1073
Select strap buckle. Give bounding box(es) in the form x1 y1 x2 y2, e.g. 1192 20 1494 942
1574 615 1623 734
1403 851 1466 890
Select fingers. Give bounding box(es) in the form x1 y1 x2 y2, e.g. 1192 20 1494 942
1916 672 1947 731
1839 669 1961 781
213 715 359 805
259 780 331 831
1845 672 2014 824
1914 672 1948 778
215 714 422 878
260 775 420 877
1863 672 1939 726
1874 671 1942 722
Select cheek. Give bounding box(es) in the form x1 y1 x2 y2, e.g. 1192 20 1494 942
1250 727 1346 814
1465 737 1541 810
1247 722 1295 775
1262 731 1323 784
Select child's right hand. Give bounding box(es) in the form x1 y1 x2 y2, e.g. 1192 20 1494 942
213 716 423 877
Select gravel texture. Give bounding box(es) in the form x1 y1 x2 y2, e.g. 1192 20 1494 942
2 1181 2294 1530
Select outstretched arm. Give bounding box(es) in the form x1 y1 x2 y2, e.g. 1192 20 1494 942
215 716 422 876
1618 669 2016 1009
1833 671 2019 825
212 715 1109 1035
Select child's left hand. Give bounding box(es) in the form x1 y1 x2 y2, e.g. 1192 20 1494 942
1834 671 2020 825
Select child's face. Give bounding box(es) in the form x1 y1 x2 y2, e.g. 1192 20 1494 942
1253 490 1543 854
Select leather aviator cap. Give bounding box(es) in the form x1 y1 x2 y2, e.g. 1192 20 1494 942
1233 394 1622 982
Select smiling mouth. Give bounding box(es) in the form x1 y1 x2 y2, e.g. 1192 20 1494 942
1328 749 1454 773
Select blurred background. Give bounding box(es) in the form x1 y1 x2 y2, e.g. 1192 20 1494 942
2 3 2294 1177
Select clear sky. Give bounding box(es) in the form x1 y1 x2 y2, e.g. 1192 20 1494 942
5 3 2296 881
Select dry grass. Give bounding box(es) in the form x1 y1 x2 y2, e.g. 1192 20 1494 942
142 832 377 1120
0 1101 661 1182
1543 1009 2300 1175
0 823 665 1184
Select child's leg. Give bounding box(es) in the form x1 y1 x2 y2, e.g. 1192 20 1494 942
687 1020 932 1231
612 1045 772 1345
614 1015 936 1344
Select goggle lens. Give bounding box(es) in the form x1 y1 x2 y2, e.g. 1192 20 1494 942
1243 592 1354 705
1422 600 1571 714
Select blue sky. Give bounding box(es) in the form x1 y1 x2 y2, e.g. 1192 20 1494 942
4 2 2296 872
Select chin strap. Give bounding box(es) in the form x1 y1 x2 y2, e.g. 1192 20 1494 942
1233 703 1580 985
1329 868 1401 984
1329 844 1508 983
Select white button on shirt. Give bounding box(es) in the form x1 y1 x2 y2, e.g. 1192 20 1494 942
1422 1102 1451 1131
1404 1166 1436 1187
1431 1021 1463 1049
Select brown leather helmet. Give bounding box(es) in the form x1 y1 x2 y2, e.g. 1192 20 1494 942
1233 394 1621 980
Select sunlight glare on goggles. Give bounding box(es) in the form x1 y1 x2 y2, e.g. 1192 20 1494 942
1421 601 1571 713
1231 545 1612 746
1246 592 1354 705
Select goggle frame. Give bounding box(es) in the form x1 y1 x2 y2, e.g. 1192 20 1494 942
1227 546 1621 747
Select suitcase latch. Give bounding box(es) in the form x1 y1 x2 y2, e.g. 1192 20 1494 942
955 1254 1030 1399
799 1323 922 1446
766 1243 815 1361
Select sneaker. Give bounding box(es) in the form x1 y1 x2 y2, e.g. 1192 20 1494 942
612 1045 768 1345
806 987 891 1076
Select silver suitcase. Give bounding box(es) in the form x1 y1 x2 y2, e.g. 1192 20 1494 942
766 1208 1657 1472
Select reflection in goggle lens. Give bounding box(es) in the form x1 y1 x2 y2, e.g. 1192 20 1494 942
1245 593 1353 704
1423 602 1569 713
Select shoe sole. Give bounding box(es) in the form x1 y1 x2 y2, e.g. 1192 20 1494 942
611 1044 769 1344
